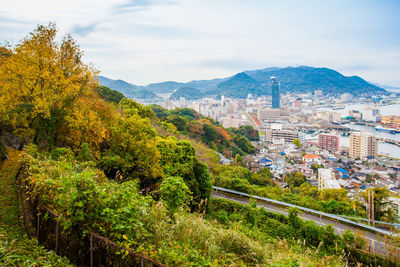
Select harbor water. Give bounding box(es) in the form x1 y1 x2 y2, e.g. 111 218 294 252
316 103 400 158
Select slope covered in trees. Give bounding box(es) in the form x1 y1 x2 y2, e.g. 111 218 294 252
0 24 389 266
149 105 256 156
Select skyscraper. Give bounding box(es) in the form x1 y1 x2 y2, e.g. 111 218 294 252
271 76 280 109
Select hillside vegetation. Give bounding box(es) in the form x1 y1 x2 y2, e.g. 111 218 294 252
149 105 256 156
0 24 381 266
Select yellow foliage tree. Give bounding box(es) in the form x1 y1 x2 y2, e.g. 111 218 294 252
0 23 98 147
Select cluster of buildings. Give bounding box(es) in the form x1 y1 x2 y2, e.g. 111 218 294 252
242 130 399 201
158 77 400 219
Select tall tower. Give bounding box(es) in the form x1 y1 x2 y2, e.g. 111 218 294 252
271 76 280 109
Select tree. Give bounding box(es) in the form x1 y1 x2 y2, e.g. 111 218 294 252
157 138 212 208
160 176 191 218
98 114 162 186
288 207 301 229
342 229 355 246
150 104 169 119
0 23 98 148
228 125 259 141
235 154 244 167
318 188 349 202
170 107 199 120
299 183 318 199
233 135 255 154
293 138 302 148
119 98 155 119
361 187 390 221
284 172 306 188
166 115 187 132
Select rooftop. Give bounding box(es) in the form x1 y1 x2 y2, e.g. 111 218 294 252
303 154 321 159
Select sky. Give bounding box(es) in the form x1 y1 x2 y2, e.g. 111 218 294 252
1 0 400 86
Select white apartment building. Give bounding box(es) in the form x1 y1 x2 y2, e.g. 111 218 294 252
318 168 341 190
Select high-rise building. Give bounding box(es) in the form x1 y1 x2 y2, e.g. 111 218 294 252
318 133 340 152
271 76 280 109
349 132 378 160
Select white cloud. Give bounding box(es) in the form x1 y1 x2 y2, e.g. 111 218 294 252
1 0 400 86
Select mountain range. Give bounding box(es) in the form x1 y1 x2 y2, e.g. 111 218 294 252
98 66 387 99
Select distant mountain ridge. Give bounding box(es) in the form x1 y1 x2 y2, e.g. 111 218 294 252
371 82 400 92
98 66 387 99
98 76 158 99
207 72 268 98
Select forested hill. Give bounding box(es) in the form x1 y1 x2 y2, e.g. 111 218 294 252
98 76 159 99
244 66 387 96
100 66 386 99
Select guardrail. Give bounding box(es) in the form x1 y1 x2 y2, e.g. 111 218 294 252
213 186 396 237
338 214 400 228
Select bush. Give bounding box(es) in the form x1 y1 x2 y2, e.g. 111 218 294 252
160 176 191 218
342 229 355 246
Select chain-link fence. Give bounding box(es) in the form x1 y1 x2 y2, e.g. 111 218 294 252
35 206 167 267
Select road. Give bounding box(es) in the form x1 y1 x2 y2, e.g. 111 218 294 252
212 190 400 258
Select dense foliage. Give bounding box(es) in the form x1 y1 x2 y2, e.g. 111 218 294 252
0 227 74 266
157 137 212 208
0 149 74 266
0 24 211 204
208 198 347 255
227 125 259 141
213 165 368 217
95 85 124 104
150 105 256 156
20 149 346 266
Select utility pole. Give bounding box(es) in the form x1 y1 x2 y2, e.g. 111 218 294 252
367 190 375 226
372 190 375 227
367 190 370 225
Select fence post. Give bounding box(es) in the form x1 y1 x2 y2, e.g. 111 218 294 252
90 233 93 267
55 221 59 252
141 257 144 267
37 213 40 237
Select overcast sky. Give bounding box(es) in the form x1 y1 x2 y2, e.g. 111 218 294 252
1 0 400 86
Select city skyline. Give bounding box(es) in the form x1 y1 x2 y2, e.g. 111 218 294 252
1 0 400 86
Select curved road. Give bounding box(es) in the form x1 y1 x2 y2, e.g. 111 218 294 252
212 190 400 258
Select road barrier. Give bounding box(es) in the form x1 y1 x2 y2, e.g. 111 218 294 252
213 186 396 237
